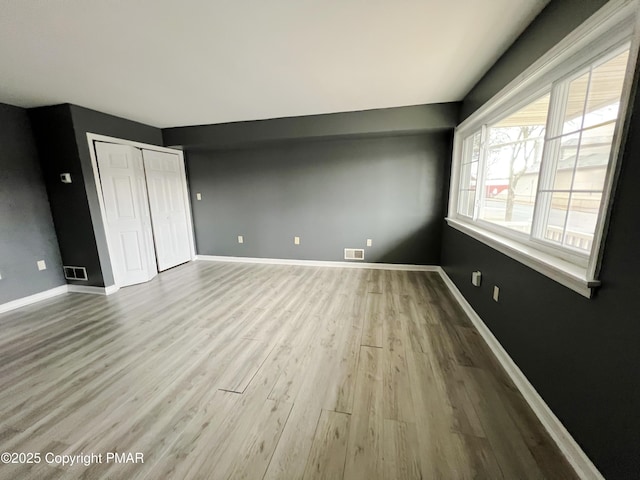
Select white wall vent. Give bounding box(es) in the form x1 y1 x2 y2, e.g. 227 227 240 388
63 266 88 281
344 248 365 261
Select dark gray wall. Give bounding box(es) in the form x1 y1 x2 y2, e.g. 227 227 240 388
164 103 459 149
188 133 451 264
443 0 640 478
29 104 163 287
0 103 65 303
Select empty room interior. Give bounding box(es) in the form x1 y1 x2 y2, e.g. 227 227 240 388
1 0 640 479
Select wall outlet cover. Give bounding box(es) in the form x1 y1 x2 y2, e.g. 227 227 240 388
37 260 47 271
238 235 244 244
493 286 500 302
294 236 300 245
366 239 373 247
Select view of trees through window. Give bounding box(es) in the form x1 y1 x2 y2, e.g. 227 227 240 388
480 93 549 234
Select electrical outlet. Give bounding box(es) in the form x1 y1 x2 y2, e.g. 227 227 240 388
366 239 372 247
294 236 300 245
493 286 500 302
37 260 47 271
196 193 202 200
237 235 244 244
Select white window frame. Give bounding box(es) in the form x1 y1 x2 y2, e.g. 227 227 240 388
447 0 640 298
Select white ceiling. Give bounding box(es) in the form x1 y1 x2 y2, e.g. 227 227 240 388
0 0 549 128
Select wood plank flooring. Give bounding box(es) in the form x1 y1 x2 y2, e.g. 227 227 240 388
0 261 578 479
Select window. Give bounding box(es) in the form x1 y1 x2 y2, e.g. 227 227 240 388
459 93 550 235
447 1 638 297
536 48 629 256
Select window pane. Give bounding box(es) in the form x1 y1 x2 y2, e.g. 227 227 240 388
458 189 476 217
583 49 629 129
460 160 478 188
468 131 481 163
537 48 628 254
574 123 615 191
457 159 478 217
551 133 580 190
462 131 481 165
458 133 480 218
540 192 569 245
563 72 590 134
538 190 602 252
565 191 602 252
479 93 549 233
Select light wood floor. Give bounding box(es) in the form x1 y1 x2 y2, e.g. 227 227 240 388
0 261 577 480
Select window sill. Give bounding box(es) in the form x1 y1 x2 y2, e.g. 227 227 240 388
445 217 600 298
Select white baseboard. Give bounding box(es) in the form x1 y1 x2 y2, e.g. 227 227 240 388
437 267 604 480
196 255 439 272
0 283 121 315
67 284 119 295
0 285 68 314
104 285 120 295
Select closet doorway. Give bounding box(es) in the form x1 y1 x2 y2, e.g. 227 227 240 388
89 134 195 288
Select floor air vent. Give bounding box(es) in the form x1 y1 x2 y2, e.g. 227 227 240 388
344 248 365 261
64 266 88 281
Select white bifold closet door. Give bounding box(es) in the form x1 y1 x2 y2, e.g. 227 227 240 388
95 142 158 287
95 142 193 288
141 149 192 271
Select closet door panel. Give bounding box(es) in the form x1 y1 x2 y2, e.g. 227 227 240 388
95 142 157 286
142 149 192 271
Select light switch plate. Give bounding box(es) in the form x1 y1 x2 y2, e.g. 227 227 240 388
238 235 244 244
196 193 202 200
493 286 500 302
37 260 47 271
294 236 300 245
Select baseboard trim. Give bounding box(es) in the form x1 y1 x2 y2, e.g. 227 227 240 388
437 267 604 480
68 284 119 295
0 285 68 314
0 282 123 314
105 285 120 295
196 255 439 272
